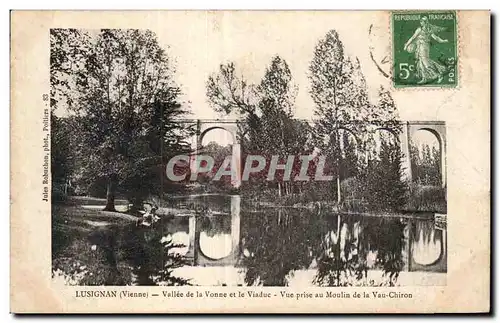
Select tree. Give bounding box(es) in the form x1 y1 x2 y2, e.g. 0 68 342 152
257 56 297 116
374 140 407 210
206 62 257 116
360 88 407 211
50 29 92 199
410 141 441 186
255 57 303 195
374 86 400 127
200 141 233 191
309 30 370 203
339 130 359 180
56 29 192 211
50 29 91 111
432 145 442 186
309 30 348 139
51 114 79 200
206 56 310 196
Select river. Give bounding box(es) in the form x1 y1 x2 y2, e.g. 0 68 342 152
151 194 446 287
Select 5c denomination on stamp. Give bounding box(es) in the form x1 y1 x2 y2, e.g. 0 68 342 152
392 11 458 88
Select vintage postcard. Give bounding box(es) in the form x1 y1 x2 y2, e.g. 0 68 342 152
10 10 490 313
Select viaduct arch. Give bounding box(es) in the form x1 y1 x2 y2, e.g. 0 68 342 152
401 121 446 188
177 119 446 189
177 119 242 188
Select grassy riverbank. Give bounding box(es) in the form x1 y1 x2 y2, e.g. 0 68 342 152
51 199 135 285
52 197 190 286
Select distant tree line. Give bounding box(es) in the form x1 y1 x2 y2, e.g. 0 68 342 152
410 142 441 186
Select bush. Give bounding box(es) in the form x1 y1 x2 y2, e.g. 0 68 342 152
405 184 446 212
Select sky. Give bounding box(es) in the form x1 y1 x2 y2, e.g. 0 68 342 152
157 11 391 120
150 11 439 147
57 12 444 147
153 12 390 146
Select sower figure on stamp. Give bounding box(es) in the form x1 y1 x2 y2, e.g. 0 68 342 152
404 16 449 84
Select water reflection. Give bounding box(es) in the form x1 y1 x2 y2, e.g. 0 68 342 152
241 208 322 286
167 232 190 256
161 195 446 286
409 220 447 272
199 215 233 260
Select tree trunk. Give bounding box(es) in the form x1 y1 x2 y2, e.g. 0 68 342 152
337 174 341 205
104 174 117 212
335 130 342 205
336 215 341 286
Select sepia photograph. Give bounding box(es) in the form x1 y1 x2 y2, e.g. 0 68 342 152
51 24 447 287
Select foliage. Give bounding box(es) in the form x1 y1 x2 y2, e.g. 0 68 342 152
359 140 408 211
308 30 408 208
206 62 258 115
207 56 312 196
410 141 441 186
50 29 91 111
198 141 234 191
50 29 193 211
405 184 447 213
51 114 76 185
309 31 365 128
348 87 408 212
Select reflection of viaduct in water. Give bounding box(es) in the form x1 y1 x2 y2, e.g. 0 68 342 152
406 218 447 272
167 195 446 273
178 119 446 189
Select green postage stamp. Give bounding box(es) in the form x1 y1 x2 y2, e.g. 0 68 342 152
392 11 458 88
